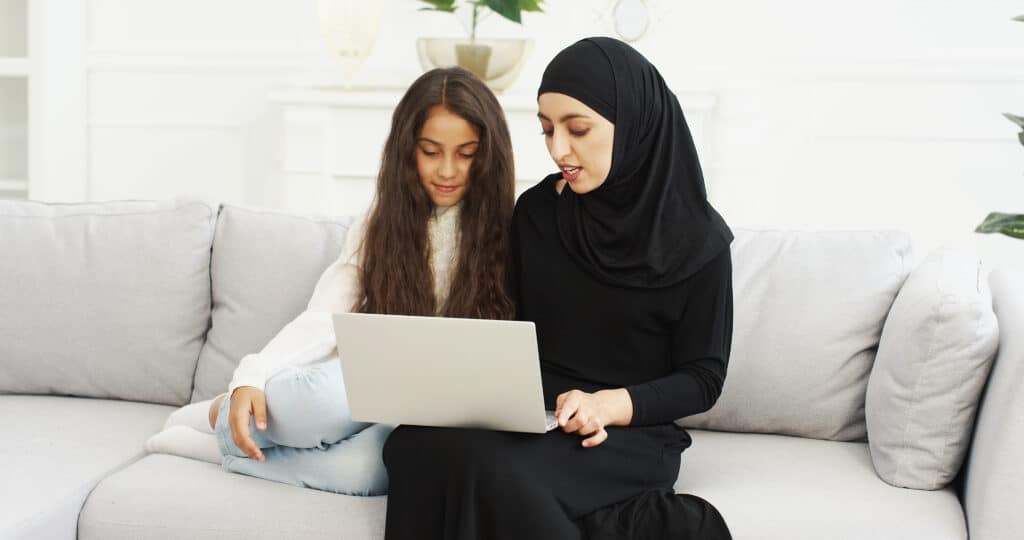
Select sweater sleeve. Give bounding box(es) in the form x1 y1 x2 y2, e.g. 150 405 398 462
227 217 366 395
626 249 734 426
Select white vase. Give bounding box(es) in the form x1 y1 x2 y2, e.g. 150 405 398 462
317 0 381 87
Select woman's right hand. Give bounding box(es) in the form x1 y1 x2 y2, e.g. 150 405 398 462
229 386 268 462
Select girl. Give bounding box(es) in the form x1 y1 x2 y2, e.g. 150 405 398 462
154 66 517 495
382 38 734 538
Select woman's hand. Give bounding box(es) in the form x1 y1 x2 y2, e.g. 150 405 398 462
229 386 268 462
555 388 633 448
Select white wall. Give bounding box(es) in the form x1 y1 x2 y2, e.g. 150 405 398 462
30 0 1024 269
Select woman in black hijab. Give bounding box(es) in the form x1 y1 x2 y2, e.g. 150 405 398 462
382 37 734 539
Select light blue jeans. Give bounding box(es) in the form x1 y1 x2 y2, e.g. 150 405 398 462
214 359 393 496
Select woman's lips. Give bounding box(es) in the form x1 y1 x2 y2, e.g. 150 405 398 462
433 183 461 194
561 166 582 182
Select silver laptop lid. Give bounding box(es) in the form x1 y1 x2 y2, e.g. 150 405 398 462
333 312 552 434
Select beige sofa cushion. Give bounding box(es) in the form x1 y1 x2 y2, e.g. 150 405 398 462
0 395 174 540
79 454 386 540
190 205 351 402
677 430 966 540
962 268 1024 540
680 229 913 441
0 199 215 405
866 248 998 489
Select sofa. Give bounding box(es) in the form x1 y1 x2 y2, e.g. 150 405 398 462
1 198 1020 540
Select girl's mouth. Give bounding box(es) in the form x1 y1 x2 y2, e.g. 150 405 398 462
561 166 581 182
433 183 461 194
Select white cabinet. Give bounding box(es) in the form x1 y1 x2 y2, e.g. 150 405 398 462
0 0 30 200
270 88 715 217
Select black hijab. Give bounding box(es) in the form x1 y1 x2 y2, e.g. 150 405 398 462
538 37 733 289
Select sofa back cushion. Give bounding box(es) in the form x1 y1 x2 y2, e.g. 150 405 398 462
678 229 913 441
0 199 216 406
190 205 351 402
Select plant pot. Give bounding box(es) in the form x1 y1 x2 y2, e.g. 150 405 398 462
417 38 533 92
455 43 493 80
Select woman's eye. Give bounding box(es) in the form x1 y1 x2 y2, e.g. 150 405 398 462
421 149 438 156
540 129 553 137
459 153 476 159
570 129 590 137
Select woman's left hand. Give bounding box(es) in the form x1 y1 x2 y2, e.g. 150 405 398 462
555 388 633 448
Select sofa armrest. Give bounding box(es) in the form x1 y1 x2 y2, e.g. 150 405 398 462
962 268 1024 540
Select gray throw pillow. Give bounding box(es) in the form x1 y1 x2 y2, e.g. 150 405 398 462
190 205 351 402
0 199 216 406
866 247 998 489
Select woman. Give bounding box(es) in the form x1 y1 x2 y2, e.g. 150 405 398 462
152 66 517 495
382 38 734 538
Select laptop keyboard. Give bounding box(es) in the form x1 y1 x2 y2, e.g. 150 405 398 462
545 411 559 432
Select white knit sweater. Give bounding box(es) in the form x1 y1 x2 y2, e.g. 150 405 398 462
227 204 462 394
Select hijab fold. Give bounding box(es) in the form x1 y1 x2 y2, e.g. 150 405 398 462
538 37 733 289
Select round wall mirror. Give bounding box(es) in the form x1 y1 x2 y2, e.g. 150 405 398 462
612 0 651 42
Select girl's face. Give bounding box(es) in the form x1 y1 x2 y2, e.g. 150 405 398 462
416 105 480 207
537 92 615 194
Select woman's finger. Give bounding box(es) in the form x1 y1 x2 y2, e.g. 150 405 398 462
582 428 608 448
557 393 582 427
564 411 591 434
555 391 569 413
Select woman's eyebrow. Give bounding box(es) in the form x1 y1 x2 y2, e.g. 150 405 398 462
537 112 590 122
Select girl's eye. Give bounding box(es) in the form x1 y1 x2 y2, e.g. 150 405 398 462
421 149 439 156
459 153 476 159
570 129 590 137
541 129 553 137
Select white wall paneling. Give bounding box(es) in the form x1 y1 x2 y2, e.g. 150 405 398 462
22 0 1024 271
272 89 716 217
28 0 87 202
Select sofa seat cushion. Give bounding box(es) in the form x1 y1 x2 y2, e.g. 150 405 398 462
81 430 965 540
79 454 386 540
0 395 174 540
678 430 967 540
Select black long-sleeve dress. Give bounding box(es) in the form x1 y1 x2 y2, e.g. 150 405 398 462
382 174 734 539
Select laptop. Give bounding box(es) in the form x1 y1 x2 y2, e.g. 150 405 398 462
332 312 559 434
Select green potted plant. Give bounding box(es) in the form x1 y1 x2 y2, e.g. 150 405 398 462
416 0 546 91
975 15 1024 240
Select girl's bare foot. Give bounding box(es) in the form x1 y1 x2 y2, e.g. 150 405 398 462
209 393 227 430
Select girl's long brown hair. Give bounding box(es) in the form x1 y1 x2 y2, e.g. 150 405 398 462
354 67 516 320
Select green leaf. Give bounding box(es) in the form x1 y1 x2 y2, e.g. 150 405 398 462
483 0 522 23
1005 113 1024 128
976 212 1024 240
518 0 545 13
418 0 457 12
1013 15 1024 22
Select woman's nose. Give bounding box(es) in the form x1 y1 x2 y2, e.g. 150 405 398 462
550 131 571 162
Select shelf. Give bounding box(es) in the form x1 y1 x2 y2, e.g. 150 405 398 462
0 178 28 191
0 57 29 77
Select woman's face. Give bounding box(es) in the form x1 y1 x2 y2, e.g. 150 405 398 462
416 105 480 207
537 92 615 194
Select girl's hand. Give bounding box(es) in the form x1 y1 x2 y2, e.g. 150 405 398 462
555 388 633 448
229 386 268 462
